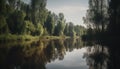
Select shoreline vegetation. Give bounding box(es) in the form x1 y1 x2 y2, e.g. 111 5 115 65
82 0 120 44
0 0 86 41
0 34 80 42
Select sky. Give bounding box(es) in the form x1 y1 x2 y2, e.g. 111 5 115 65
22 0 89 26
46 0 89 26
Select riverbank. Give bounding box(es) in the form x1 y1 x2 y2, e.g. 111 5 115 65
0 34 38 41
0 34 70 42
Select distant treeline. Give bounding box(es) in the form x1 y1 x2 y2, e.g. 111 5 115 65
83 0 120 40
0 0 85 37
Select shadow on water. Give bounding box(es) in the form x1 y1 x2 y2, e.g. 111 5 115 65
83 44 109 69
0 38 120 69
83 40 120 69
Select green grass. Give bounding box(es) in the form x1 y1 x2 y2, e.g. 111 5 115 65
39 35 70 40
0 34 70 42
0 34 39 41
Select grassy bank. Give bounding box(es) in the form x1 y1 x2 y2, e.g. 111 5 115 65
0 34 39 41
39 35 70 40
0 34 70 42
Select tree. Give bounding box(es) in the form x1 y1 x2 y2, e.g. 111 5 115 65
35 23 44 36
7 11 26 34
54 13 65 36
84 0 108 32
68 22 76 37
31 0 47 25
22 21 35 35
74 25 86 36
0 0 7 15
44 12 55 35
24 5 31 21
0 15 9 34
74 25 81 36
107 0 120 35
8 0 22 10
64 23 69 36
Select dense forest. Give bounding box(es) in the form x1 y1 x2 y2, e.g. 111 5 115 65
82 0 120 69
0 0 85 40
83 0 120 41
0 0 120 41
0 0 120 69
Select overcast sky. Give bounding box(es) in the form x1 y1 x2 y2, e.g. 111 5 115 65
46 0 89 26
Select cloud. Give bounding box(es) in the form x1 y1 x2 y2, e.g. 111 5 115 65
47 5 87 14
46 1 88 26
47 5 88 26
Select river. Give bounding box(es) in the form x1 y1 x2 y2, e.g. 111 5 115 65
0 38 120 69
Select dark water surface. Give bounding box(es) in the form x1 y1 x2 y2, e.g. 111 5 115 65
0 38 120 69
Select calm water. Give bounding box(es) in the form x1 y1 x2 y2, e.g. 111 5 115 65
0 38 120 69
46 48 88 69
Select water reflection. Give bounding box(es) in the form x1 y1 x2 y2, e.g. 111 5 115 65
83 45 109 69
0 38 85 69
0 39 120 69
83 41 120 69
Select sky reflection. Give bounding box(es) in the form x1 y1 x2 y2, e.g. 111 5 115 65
46 48 89 69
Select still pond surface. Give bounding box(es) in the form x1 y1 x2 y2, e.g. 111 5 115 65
0 38 120 69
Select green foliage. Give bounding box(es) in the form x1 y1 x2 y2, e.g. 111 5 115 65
74 25 80 36
74 25 85 36
68 22 75 37
64 22 76 37
8 0 17 9
43 28 49 36
6 4 14 16
54 13 65 36
31 0 47 25
0 15 9 34
0 0 85 39
44 12 55 35
64 22 86 37
107 0 120 35
0 16 6 30
35 23 44 36
22 21 35 35
54 21 65 36
0 0 7 15
0 34 39 41
64 23 69 36
83 0 108 31
7 10 26 34
83 0 120 40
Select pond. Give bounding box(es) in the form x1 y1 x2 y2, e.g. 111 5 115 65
0 38 120 69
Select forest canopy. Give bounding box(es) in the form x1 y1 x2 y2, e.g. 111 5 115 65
0 0 85 38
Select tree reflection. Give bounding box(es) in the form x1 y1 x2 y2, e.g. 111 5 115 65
83 40 120 69
107 43 120 69
0 38 84 69
83 45 109 69
1 39 119 69
54 39 66 60
64 38 84 52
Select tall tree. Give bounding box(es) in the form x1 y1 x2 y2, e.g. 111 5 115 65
107 0 120 35
84 0 108 32
44 12 55 35
7 11 25 34
0 0 9 34
54 13 65 36
0 0 6 15
64 23 69 36
0 15 9 34
68 22 76 37
31 0 47 25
